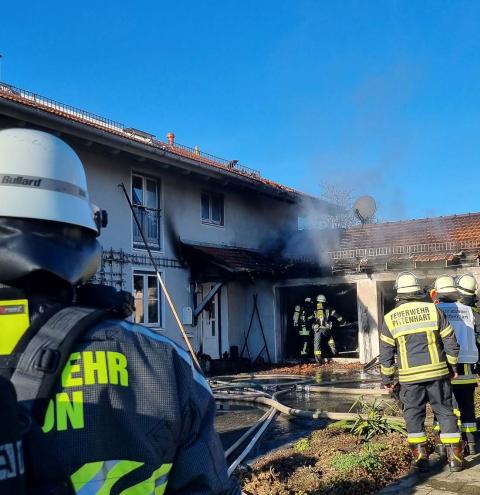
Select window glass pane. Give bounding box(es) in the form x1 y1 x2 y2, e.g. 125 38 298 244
146 211 159 246
211 195 223 223
148 299 158 323
147 276 159 324
132 176 143 205
146 179 157 209
147 276 158 299
201 193 210 220
211 320 216 337
133 275 144 323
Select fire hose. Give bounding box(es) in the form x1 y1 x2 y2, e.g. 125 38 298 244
213 375 408 477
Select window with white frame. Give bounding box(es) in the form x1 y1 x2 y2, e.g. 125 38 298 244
201 191 224 226
133 271 162 326
132 173 161 250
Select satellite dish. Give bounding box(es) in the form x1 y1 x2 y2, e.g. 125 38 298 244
353 196 377 224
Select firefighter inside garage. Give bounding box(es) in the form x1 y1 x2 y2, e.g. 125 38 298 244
285 284 358 362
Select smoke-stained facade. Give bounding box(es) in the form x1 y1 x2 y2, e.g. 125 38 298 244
0 83 338 363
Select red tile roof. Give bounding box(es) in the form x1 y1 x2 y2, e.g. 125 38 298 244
338 213 480 251
0 82 300 196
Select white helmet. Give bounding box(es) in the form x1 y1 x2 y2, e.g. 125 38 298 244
0 129 104 288
394 271 421 294
434 275 457 294
457 274 478 296
0 128 99 233
317 294 326 303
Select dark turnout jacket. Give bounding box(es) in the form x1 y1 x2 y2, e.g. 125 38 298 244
41 319 239 495
379 299 460 385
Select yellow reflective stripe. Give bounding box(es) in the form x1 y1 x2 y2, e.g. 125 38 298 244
452 378 478 384
380 364 396 376
380 334 395 346
71 460 145 494
398 336 409 370
440 434 462 444
407 434 427 444
428 330 440 364
399 368 449 383
399 362 448 376
97 461 144 495
462 426 478 433
71 461 104 492
0 298 30 355
440 325 453 339
446 354 458 365
314 350 322 356
120 464 173 495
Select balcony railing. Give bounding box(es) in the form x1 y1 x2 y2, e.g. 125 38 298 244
329 239 480 260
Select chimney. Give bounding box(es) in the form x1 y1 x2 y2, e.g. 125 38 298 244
167 132 175 146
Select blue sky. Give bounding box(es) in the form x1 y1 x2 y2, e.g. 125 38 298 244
1 1 479 221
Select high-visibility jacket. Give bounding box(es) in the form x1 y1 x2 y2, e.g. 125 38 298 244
380 301 459 384
38 319 239 494
437 302 479 364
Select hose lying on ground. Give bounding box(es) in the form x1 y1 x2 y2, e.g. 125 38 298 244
295 385 391 396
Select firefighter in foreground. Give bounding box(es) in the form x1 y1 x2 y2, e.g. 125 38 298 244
312 294 344 364
0 128 239 494
434 274 480 455
380 272 463 472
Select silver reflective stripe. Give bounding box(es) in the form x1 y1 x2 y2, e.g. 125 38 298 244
391 321 436 336
408 432 426 437
440 433 461 438
462 423 477 428
0 174 87 199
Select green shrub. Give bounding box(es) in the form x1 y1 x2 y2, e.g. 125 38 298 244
294 437 311 453
335 397 406 441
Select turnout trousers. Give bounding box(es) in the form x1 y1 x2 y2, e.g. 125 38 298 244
434 364 479 444
399 378 461 445
452 363 478 444
313 328 333 363
299 327 311 360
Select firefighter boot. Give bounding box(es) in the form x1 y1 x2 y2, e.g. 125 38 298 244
409 443 429 472
446 442 464 472
434 434 447 459
466 432 479 456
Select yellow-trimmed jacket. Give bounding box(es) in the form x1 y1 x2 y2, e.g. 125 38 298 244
379 301 460 384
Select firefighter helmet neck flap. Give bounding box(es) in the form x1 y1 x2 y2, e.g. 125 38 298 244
0 128 104 291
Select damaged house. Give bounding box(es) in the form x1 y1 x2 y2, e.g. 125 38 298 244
0 82 339 364
3 82 478 366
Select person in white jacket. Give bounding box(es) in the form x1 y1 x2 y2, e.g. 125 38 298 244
435 274 480 455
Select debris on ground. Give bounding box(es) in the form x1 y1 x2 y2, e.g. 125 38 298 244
256 361 363 376
240 428 413 495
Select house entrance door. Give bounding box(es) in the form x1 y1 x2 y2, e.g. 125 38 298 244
201 284 220 359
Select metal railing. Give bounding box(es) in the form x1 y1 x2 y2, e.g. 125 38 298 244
329 239 480 260
0 81 261 178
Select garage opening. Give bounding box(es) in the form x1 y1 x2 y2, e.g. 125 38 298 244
279 283 358 360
